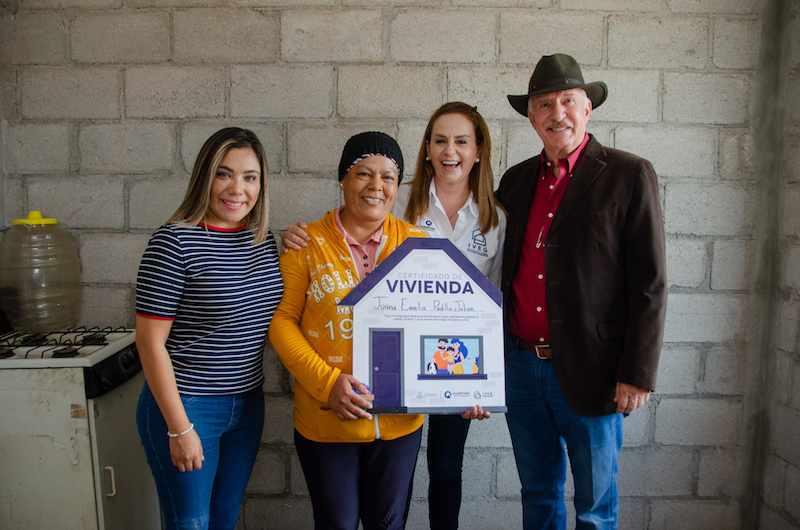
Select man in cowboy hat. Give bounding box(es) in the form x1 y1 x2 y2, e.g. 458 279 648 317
496 53 667 529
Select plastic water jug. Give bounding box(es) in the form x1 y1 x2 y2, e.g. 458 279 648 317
0 211 82 334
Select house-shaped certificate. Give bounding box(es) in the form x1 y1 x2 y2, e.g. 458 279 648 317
340 238 506 414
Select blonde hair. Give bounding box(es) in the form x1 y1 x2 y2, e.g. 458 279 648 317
168 127 270 244
404 102 502 234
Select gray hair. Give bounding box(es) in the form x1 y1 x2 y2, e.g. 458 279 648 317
528 88 591 113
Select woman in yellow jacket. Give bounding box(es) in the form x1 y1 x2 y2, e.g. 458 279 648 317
269 132 425 529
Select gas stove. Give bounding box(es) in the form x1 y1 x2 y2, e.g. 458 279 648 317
0 327 135 368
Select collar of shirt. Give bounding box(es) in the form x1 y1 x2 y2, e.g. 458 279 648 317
429 180 478 220
541 132 591 180
334 206 383 280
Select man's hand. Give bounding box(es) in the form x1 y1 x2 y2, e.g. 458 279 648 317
327 373 374 421
614 382 650 414
281 222 310 253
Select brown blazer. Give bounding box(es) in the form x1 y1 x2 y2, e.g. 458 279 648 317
496 135 667 416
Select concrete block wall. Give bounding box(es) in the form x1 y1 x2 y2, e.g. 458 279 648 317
1 0 797 529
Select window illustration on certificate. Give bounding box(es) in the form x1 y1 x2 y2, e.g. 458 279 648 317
418 335 486 380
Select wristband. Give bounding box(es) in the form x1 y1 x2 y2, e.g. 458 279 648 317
167 423 194 438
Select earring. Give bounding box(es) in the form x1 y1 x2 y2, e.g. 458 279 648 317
425 157 430 161
476 158 480 162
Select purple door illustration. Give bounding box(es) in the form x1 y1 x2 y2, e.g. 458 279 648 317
370 329 403 410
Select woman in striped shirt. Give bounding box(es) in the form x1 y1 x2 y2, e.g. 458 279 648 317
135 128 283 530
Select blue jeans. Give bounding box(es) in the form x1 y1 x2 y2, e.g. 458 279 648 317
505 337 623 530
137 382 265 530
427 414 471 529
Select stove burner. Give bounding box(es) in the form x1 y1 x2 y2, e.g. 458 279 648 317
77 333 108 345
17 335 49 347
0 346 14 359
52 346 81 358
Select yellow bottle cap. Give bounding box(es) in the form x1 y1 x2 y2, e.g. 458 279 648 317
13 211 58 225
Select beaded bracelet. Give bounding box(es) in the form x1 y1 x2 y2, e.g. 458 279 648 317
167 423 194 438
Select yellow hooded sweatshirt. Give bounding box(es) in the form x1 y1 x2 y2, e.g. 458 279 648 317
269 209 425 443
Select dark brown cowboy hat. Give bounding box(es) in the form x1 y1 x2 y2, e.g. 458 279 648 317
507 53 608 116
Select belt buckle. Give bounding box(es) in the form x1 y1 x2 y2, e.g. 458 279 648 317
534 345 550 359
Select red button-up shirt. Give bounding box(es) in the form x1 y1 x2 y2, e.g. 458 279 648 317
510 133 591 345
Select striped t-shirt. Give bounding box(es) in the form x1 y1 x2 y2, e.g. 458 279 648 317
136 223 284 395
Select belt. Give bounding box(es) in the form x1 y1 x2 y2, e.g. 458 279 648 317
518 339 553 360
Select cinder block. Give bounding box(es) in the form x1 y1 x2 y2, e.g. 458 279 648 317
448 67 534 121
785 463 800 521
174 10 278 63
719 128 754 179
713 18 758 69
703 345 745 396
506 123 543 169
775 351 794 406
698 448 742 497
71 12 169 63
78 233 151 284
181 123 283 175
346 0 437 5
666 238 707 289
262 395 295 445
79 122 174 173
784 186 800 238
262 342 287 394
655 398 742 445
649 500 742 530
0 12 67 65
455 499 523 530
130 0 225 6
287 124 392 174
129 178 190 230
24 0 119 7
615 127 714 178
464 413 512 448
763 454 787 511
711 239 753 291
21 67 119 119
270 177 340 231
609 16 708 69
246 449 286 495
561 0 662 10
0 67 16 120
665 182 755 236
338 65 441 119
77 286 133 329
396 120 427 183
391 10 495 63
125 67 226 119
289 450 309 496
770 405 800 467
759 508 798 530
618 498 647 530
654 347 700 395
663 73 752 125
496 451 522 498
663 293 745 343
243 497 314 529
231 65 334 119
617 447 694 496
2 176 25 222
459 450 494 499
4 123 70 174
783 245 800 291
499 12 603 66
281 10 382 63
589 69 660 124
622 400 652 447
27 176 125 229
669 0 758 14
